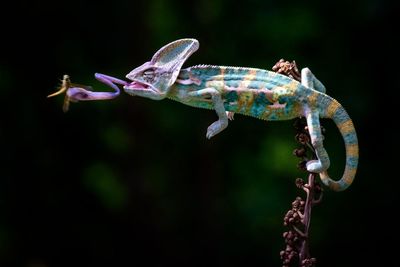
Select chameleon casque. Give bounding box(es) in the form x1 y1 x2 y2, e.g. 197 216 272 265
49 38 358 192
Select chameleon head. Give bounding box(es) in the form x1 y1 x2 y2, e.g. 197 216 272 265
124 38 199 100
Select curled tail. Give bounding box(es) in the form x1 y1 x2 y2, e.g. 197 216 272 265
320 99 359 191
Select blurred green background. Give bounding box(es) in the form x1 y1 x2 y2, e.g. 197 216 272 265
1 0 397 266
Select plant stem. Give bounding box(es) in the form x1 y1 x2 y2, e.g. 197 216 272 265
273 60 320 267
299 173 316 262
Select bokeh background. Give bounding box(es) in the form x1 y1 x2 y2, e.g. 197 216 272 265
1 0 397 266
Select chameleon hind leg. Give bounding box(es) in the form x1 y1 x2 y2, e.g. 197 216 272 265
302 68 330 172
305 111 330 173
301 68 326 93
188 88 229 139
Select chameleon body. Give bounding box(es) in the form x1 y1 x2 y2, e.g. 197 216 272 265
49 39 358 191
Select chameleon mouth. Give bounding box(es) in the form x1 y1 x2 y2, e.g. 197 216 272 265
124 80 160 96
125 81 150 89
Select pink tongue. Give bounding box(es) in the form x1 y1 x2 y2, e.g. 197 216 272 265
131 82 148 88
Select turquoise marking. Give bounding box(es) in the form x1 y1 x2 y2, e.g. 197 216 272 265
316 93 332 109
226 80 240 88
177 69 190 79
268 71 294 85
251 93 273 117
333 108 349 124
190 66 220 78
224 67 245 78
281 97 297 117
249 79 265 89
338 180 348 188
269 113 278 120
346 156 358 168
343 131 358 144
225 90 238 102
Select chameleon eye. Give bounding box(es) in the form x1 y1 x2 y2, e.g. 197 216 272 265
143 70 155 82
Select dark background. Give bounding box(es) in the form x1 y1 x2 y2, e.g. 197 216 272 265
1 0 398 266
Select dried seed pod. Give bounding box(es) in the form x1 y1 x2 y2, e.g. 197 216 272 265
296 178 305 188
293 147 306 157
296 133 310 145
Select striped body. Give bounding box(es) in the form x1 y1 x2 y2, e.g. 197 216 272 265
171 65 303 120
169 65 358 191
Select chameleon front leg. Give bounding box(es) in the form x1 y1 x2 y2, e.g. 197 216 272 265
226 111 235 120
305 111 330 173
188 88 229 139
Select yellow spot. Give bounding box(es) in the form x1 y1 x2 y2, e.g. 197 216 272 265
326 100 340 118
343 168 357 184
271 91 279 102
261 106 272 119
236 91 253 112
220 66 226 78
220 67 225 90
319 171 337 189
330 182 341 191
206 80 225 90
291 102 303 116
308 91 319 106
237 69 257 89
246 69 257 80
206 67 226 90
345 143 359 157
338 119 355 135
285 80 299 94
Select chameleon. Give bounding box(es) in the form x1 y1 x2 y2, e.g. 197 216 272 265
48 38 358 191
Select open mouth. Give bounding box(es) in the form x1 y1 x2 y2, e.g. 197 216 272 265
124 81 151 90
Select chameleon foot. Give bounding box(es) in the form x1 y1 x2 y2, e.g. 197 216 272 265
306 160 328 173
206 120 228 139
226 111 235 120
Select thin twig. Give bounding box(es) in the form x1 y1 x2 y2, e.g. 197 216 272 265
274 60 322 267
